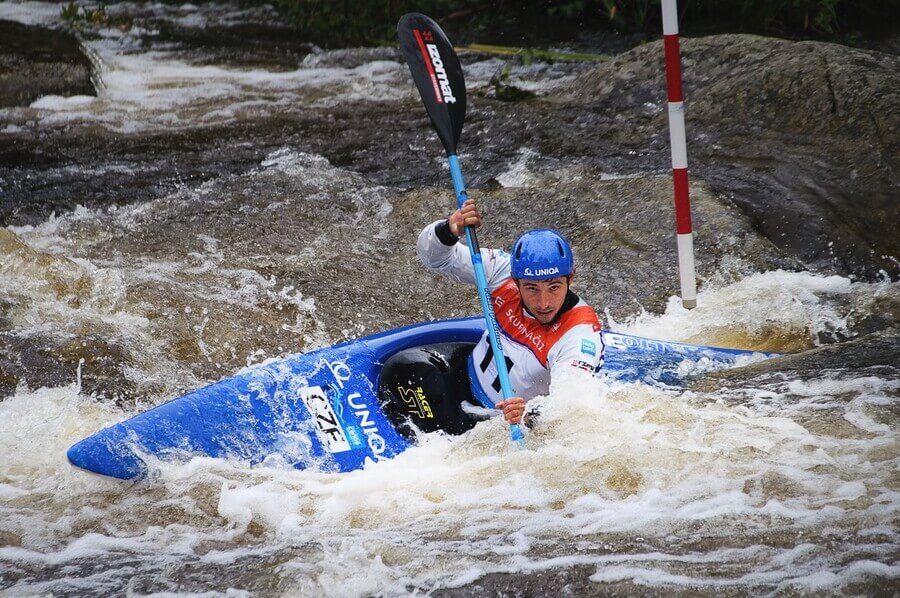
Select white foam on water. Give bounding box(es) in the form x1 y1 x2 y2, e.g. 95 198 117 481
3 145 898 593
20 366 878 595
2 318 896 594
29 95 97 109
0 384 125 494
1 32 411 132
0 1 61 26
0 4 590 134
462 57 584 95
607 269 897 350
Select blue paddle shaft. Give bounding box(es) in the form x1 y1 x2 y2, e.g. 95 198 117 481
447 155 524 445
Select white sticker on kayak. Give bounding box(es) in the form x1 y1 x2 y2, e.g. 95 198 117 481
299 386 352 453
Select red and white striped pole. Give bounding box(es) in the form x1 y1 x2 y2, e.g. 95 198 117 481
662 0 697 309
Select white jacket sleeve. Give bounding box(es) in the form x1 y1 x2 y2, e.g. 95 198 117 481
547 324 605 388
416 220 511 292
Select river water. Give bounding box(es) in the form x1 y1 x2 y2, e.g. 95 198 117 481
0 2 897 596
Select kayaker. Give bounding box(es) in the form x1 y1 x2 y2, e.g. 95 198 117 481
379 197 604 438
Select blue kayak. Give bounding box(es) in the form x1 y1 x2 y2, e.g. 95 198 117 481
67 317 778 480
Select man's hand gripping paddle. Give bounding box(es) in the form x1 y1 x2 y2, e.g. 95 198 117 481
398 13 525 447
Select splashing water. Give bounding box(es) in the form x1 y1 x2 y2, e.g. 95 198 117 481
0 3 896 594
1 269 896 595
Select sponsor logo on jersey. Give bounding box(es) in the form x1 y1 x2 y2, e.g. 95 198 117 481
523 267 560 277
503 308 546 352
581 339 597 356
570 359 596 373
488 279 602 367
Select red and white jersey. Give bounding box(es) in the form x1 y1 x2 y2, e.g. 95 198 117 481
418 221 605 406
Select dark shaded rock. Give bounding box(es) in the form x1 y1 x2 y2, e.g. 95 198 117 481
0 20 95 107
149 20 315 70
0 228 137 402
553 34 900 281
0 331 138 402
434 566 775 597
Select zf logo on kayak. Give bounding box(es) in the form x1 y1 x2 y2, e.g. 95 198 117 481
299 386 355 453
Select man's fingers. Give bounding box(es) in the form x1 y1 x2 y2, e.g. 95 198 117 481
496 397 525 424
504 409 524 424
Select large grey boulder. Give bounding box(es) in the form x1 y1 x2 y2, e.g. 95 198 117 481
554 34 899 280
0 19 95 108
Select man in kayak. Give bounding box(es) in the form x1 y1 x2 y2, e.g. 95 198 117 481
379 198 604 438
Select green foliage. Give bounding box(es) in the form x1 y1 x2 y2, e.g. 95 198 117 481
268 0 897 47
60 1 81 23
489 64 536 102
272 0 420 47
464 43 608 63
60 1 132 31
546 0 592 18
600 0 657 31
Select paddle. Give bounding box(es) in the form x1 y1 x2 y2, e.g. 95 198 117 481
398 13 525 447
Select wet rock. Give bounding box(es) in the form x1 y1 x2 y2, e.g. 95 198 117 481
412 172 797 316
0 20 95 107
689 326 900 393
0 530 22 547
554 34 900 281
433 566 598 597
434 567 702 598
0 331 137 403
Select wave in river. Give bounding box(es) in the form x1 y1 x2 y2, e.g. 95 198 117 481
1 265 897 595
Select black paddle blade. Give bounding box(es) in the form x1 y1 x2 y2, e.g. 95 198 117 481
397 13 466 156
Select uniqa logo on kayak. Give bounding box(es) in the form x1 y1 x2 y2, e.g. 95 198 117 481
426 42 457 104
324 358 388 460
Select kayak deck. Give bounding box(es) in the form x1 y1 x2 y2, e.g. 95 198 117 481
67 317 778 480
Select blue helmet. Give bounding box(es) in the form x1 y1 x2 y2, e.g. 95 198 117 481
510 229 574 280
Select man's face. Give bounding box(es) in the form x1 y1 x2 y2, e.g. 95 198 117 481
515 275 570 325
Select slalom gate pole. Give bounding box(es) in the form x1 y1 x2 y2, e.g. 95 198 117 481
662 0 698 309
